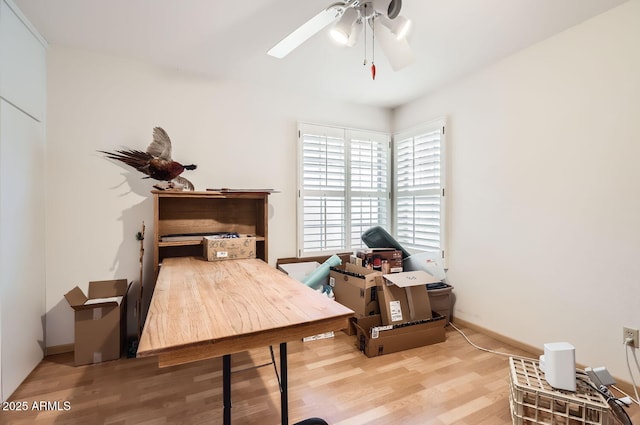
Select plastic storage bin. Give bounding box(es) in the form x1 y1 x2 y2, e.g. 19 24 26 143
427 283 453 323
361 226 411 259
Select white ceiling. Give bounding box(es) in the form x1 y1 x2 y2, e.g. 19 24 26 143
14 0 628 109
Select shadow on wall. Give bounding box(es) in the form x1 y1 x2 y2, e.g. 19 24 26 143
44 298 76 359
105 168 157 354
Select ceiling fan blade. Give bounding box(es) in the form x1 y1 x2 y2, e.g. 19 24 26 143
374 22 414 71
268 8 341 59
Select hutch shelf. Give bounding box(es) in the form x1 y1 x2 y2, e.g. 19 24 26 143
152 190 270 276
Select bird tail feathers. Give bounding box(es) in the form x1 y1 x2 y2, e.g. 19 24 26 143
99 149 152 172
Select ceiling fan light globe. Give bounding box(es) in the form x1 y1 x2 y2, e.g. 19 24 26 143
388 0 402 19
330 28 350 45
346 22 363 47
379 14 411 40
393 16 411 40
330 7 358 45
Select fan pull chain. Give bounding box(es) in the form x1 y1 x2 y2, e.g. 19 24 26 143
363 6 367 66
371 15 376 80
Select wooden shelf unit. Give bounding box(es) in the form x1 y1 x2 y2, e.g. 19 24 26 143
152 190 270 276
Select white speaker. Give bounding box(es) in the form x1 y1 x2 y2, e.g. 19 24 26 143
543 342 576 391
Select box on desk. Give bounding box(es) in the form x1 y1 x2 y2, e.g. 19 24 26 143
351 248 403 273
203 235 256 261
64 279 128 366
354 313 446 358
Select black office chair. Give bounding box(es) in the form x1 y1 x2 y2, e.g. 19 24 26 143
295 419 329 425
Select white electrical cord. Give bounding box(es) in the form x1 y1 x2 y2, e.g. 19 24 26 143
448 322 537 361
632 345 640 379
612 385 640 406
625 340 640 405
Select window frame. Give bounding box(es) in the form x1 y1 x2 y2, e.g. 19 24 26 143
296 119 446 262
392 118 447 263
297 122 391 257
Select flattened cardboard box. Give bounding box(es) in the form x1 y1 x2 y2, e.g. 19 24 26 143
354 314 446 357
64 279 128 366
377 271 441 326
330 263 381 319
203 235 256 261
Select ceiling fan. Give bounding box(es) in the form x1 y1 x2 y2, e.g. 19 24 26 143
267 0 413 75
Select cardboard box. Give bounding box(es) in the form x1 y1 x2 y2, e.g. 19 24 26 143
352 248 403 273
64 279 128 366
377 271 441 325
345 314 378 337
354 313 446 357
330 263 381 318
203 235 256 261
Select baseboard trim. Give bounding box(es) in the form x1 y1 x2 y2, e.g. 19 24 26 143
451 317 639 397
46 343 73 356
452 317 542 357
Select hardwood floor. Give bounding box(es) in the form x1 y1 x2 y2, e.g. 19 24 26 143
2 324 639 425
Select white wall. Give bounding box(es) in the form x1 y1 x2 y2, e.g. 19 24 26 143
45 45 391 349
395 0 640 381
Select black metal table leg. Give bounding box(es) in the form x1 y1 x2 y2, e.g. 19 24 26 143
222 345 328 425
280 342 288 425
281 343 328 425
223 354 231 425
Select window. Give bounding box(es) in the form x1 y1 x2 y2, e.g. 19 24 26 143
297 119 445 259
393 119 446 256
297 123 390 256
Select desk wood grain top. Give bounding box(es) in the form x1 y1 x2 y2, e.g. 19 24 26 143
137 257 353 367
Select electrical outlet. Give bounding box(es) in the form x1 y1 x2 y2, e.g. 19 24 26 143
623 327 639 348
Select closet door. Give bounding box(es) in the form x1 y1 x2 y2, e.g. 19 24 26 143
0 99 46 401
0 0 46 121
0 0 47 401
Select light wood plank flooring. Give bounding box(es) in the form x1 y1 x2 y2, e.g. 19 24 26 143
2 325 639 424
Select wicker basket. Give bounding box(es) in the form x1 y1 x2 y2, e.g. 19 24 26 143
509 357 610 425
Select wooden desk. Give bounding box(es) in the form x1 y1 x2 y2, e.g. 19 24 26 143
137 256 353 424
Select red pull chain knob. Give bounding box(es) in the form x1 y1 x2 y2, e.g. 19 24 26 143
371 63 376 80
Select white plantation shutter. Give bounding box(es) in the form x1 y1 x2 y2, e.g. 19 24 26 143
299 124 346 254
394 120 446 255
349 130 390 249
298 123 390 256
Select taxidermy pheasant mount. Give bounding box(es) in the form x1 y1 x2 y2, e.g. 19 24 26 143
99 127 197 191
